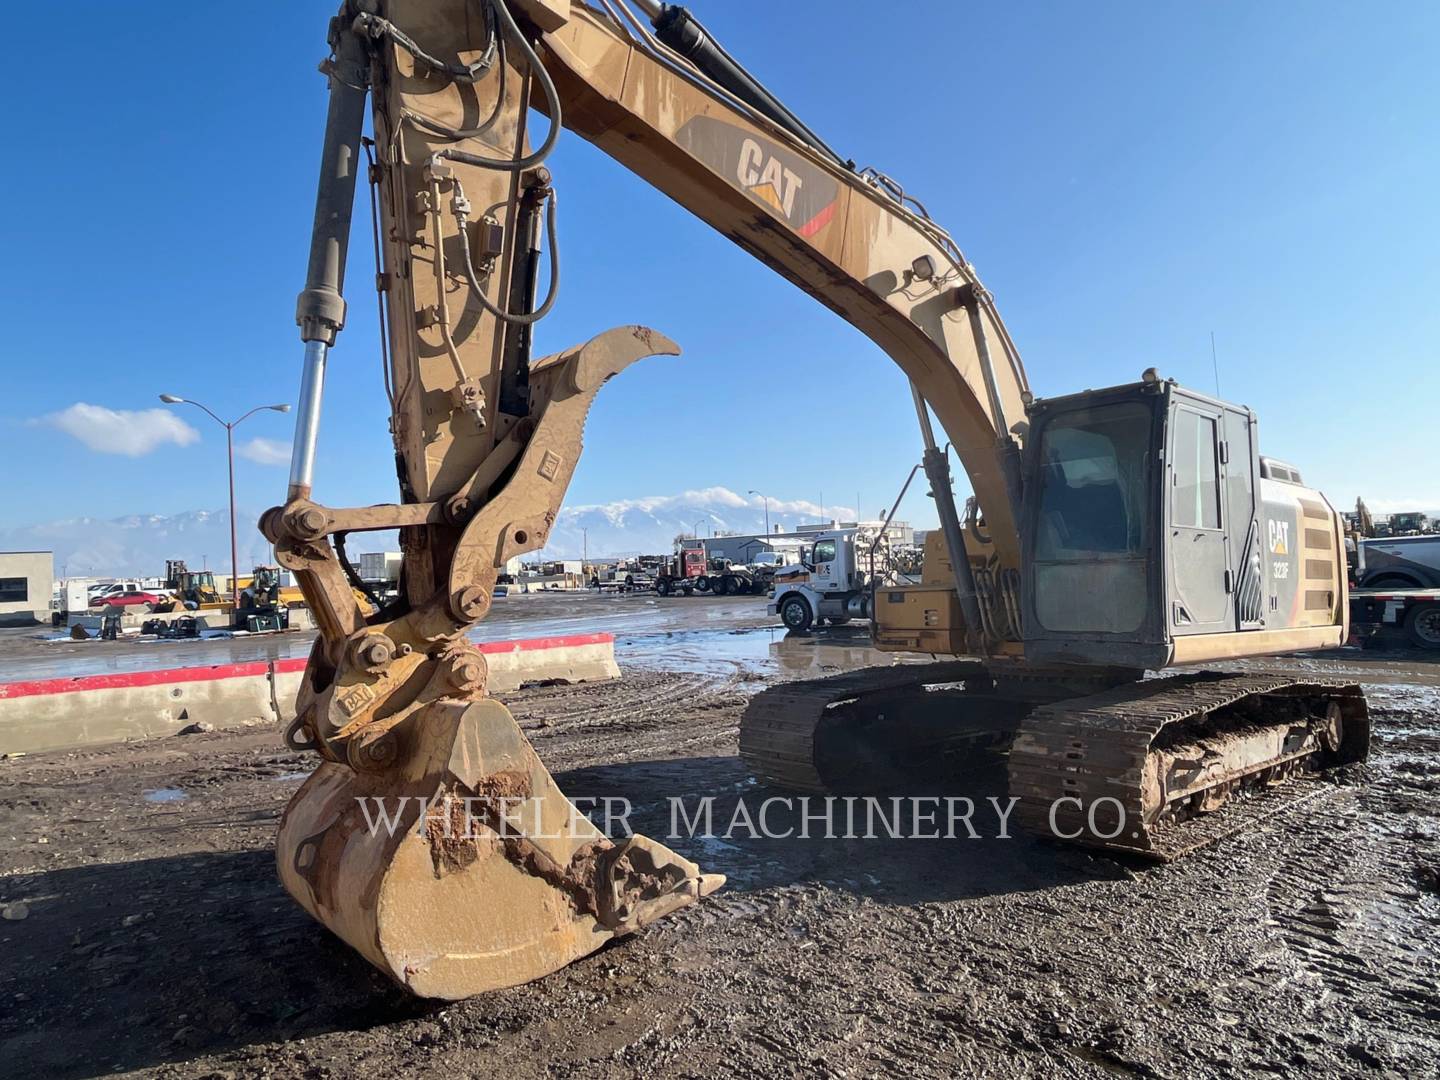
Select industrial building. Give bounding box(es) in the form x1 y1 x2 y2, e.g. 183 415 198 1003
0 551 54 625
795 519 915 547
693 530 804 567
697 520 914 567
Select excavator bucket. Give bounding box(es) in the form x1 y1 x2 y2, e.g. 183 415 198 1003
277 696 722 998
267 318 713 997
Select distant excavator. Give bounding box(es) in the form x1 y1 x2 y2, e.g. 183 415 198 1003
268 0 1368 999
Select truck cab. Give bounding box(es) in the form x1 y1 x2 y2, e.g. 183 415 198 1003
655 540 708 595
768 530 868 632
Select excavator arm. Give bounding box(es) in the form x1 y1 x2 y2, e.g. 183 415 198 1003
268 0 1038 999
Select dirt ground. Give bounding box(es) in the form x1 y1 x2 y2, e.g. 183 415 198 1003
2 642 1439 1078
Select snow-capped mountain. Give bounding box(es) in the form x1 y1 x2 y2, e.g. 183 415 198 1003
0 509 279 579
1 488 857 577
542 487 855 559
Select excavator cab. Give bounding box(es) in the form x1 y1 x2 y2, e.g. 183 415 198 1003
1021 374 1344 670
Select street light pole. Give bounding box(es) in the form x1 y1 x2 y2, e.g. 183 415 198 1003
747 490 770 537
226 423 237 611
693 518 704 541
161 395 291 611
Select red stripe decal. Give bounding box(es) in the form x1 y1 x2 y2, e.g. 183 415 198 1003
0 633 613 700
796 201 837 238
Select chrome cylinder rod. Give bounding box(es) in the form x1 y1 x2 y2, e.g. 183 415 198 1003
287 20 369 503
288 341 328 500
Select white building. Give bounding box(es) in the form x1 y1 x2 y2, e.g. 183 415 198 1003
0 551 54 625
358 551 404 583
793 519 916 548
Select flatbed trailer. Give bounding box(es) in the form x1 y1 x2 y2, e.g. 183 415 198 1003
1350 587 1440 650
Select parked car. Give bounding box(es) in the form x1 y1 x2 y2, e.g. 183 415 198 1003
88 581 143 602
92 591 165 608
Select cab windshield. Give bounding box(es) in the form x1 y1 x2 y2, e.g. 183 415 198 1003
1035 402 1151 560
1031 400 1153 636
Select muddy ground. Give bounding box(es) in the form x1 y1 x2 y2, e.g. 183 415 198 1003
2 634 1439 1078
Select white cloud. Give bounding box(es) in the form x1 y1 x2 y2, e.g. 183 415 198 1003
564 486 746 516
237 436 293 466
564 485 854 521
37 403 200 457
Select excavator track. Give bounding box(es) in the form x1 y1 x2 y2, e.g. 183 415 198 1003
743 667 1369 862
1009 673 1370 861
739 660 1011 793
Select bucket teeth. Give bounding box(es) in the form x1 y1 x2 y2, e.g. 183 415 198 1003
596 835 727 933
277 696 720 999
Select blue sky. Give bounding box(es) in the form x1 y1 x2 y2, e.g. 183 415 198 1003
2 1 1437 536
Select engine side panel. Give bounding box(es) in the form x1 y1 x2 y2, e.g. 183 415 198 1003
1258 478 1347 632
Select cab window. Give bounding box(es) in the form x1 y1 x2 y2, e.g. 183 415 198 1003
812 539 837 564
1171 409 1221 530
1035 402 1151 560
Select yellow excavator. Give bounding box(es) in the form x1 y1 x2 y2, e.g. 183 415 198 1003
267 0 1368 999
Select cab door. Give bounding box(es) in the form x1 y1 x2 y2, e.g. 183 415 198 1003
1167 401 1234 635
809 537 841 592
1222 408 1265 629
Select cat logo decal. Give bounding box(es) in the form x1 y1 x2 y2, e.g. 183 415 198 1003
1268 519 1290 556
676 116 839 238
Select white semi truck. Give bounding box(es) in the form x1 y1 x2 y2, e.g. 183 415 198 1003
767 529 873 632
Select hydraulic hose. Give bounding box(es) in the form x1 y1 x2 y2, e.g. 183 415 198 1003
402 38 508 141
351 6 498 83
399 5 510 142
429 0 562 174
453 181 561 325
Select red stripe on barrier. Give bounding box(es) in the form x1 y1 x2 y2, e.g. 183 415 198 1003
0 661 274 700
0 633 613 700
476 632 612 655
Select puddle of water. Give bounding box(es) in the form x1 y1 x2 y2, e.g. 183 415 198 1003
692 835 745 857
143 788 187 803
678 834 768 887
618 622 941 685
20 594 937 688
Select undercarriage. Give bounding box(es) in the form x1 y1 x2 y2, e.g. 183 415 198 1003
740 665 1370 860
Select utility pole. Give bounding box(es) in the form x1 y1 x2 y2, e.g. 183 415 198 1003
160 395 291 610
747 491 771 537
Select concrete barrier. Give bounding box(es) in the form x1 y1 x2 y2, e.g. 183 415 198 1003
68 606 317 635
0 633 618 756
476 632 620 692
